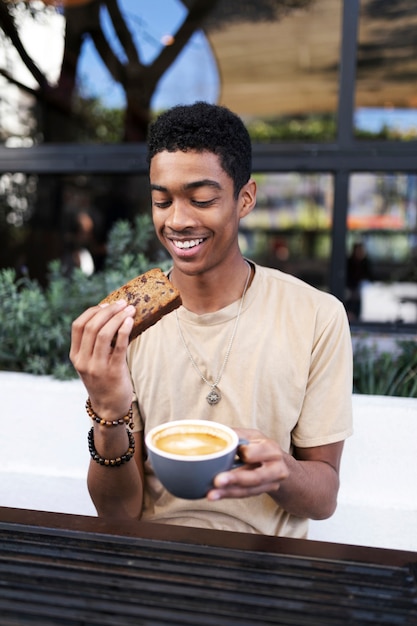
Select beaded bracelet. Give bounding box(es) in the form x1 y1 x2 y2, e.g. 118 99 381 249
87 427 135 467
86 397 133 429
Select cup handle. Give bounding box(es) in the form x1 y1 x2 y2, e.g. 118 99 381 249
232 438 249 468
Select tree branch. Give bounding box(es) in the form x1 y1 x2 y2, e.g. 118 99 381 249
149 0 220 83
0 2 49 89
105 0 141 65
0 67 39 96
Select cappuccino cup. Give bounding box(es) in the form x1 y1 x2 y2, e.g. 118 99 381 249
145 419 242 499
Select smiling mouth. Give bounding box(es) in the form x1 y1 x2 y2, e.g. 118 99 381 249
172 238 204 250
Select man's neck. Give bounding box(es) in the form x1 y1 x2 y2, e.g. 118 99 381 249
170 258 253 315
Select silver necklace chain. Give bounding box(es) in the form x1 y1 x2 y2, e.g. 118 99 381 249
175 261 252 405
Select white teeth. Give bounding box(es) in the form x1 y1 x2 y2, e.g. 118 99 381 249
174 238 203 249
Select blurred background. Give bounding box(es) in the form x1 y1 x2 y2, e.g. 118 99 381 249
1 0 417 330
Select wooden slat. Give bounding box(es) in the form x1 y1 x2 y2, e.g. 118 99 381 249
1 522 416 625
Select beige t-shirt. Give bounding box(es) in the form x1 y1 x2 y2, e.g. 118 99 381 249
127 263 353 538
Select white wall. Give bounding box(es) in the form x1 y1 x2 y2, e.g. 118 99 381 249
1 372 96 516
1 372 416 551
309 394 417 551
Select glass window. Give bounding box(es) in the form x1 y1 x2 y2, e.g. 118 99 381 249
1 0 342 146
0 0 343 289
355 0 417 140
208 0 342 142
0 172 156 284
1 169 334 290
241 173 334 291
345 173 417 323
0 0 220 145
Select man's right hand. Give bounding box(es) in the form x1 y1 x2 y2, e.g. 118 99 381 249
70 299 136 420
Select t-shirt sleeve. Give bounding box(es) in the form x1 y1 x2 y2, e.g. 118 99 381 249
291 298 353 448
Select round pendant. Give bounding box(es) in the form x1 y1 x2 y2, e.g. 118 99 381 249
206 388 221 405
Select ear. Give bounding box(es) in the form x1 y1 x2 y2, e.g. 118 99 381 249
238 178 257 219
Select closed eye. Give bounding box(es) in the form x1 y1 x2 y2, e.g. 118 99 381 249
153 199 171 209
192 198 216 208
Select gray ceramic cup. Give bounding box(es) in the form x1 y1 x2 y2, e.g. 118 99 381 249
145 419 242 500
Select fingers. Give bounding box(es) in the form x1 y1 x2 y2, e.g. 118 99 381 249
70 300 135 371
207 467 287 501
70 301 136 419
207 438 289 501
70 305 103 360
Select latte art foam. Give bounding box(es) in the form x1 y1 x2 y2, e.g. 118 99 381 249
154 431 229 456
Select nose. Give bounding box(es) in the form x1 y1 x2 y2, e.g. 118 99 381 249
165 199 197 231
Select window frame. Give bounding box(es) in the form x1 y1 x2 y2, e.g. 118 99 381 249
0 0 416 332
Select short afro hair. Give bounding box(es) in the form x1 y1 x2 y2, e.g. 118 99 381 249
147 101 252 198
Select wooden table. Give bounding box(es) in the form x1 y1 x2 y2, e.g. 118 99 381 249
0 506 416 625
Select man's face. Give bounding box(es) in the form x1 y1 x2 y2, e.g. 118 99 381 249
150 149 252 276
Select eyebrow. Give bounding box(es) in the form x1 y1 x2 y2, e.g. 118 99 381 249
150 180 222 193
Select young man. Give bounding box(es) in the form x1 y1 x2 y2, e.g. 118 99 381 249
70 102 353 538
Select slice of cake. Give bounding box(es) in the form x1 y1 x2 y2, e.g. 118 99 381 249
100 268 181 342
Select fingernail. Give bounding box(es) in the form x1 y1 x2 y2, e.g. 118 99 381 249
216 474 229 487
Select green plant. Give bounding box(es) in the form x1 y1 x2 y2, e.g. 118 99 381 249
353 339 417 397
0 214 168 379
2 213 417 396
246 114 337 143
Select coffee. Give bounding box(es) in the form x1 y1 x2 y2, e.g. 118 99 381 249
153 426 230 457
145 420 239 499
